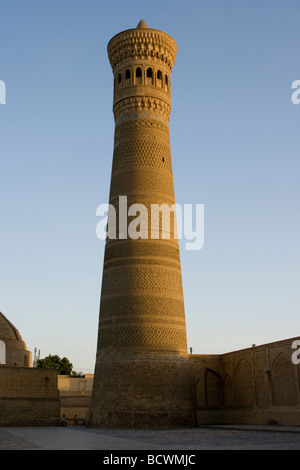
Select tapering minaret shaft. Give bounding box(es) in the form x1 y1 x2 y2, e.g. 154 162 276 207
88 21 194 428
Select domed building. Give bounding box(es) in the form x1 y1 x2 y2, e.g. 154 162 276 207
0 311 32 367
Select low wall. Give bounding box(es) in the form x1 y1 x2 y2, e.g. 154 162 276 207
0 366 60 426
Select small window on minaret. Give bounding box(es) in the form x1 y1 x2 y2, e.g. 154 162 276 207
146 67 153 85
125 69 131 80
157 70 162 87
165 74 169 91
136 67 142 84
118 73 122 83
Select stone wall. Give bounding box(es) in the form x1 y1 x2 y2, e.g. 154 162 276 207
189 336 300 426
0 366 60 426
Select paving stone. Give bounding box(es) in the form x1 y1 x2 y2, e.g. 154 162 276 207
0 425 300 450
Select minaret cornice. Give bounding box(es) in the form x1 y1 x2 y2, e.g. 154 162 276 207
107 25 177 73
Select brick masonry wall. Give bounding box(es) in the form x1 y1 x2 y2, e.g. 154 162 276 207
189 337 300 426
0 366 60 426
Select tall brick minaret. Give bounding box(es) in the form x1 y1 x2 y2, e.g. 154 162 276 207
88 20 194 428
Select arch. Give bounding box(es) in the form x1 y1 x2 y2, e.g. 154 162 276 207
272 353 297 406
223 374 234 408
255 369 269 407
0 340 6 364
157 70 163 87
205 368 222 408
146 67 153 85
194 374 205 409
234 358 254 407
135 67 142 84
165 74 169 92
125 69 131 80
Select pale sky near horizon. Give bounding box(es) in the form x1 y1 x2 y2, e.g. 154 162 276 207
1 0 299 373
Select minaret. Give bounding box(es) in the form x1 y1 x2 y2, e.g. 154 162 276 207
88 21 194 428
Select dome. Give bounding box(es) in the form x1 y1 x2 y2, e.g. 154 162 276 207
0 311 24 342
0 311 31 367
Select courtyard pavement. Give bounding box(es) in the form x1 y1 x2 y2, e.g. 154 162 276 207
0 424 300 451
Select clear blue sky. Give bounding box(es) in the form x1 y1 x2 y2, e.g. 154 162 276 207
1 0 299 373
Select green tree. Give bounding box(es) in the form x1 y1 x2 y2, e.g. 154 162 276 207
36 354 73 375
